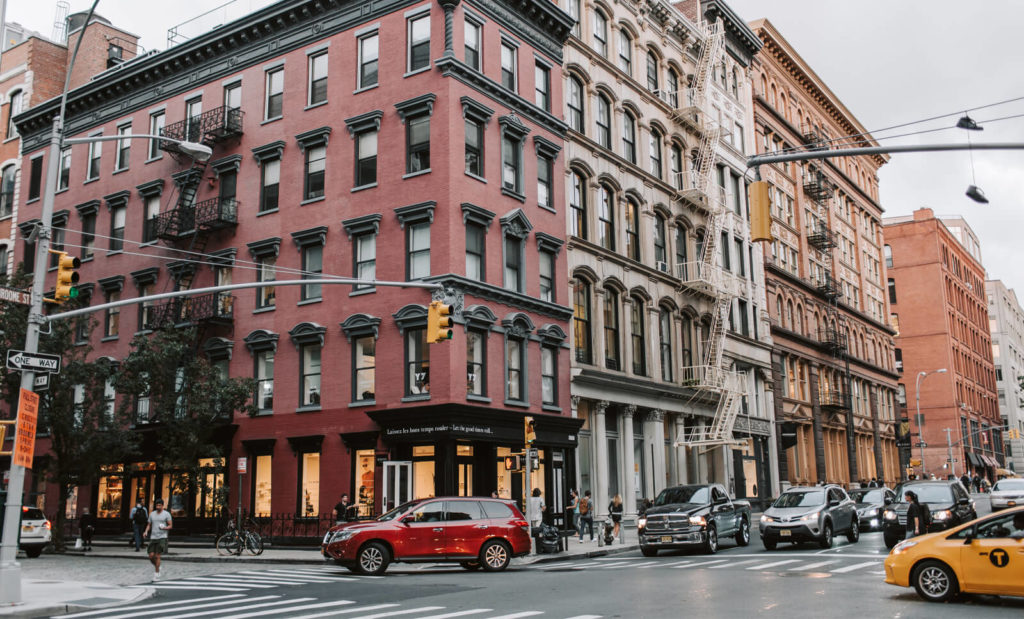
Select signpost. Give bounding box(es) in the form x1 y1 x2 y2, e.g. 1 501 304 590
236 457 247 531
5 351 61 374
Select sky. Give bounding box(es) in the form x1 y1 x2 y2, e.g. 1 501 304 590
5 0 1024 293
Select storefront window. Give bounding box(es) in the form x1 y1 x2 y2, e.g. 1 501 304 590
356 450 375 517
413 445 435 499
633 437 646 501
254 455 272 516
66 487 79 519
161 472 189 518
457 444 474 497
97 465 124 518
196 458 225 518
301 452 321 517
130 461 157 510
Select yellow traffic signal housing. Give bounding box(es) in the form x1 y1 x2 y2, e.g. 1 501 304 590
504 454 523 471
427 300 454 343
748 180 773 243
524 416 536 446
52 250 81 303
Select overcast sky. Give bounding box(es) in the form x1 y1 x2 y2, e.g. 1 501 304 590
6 0 1024 295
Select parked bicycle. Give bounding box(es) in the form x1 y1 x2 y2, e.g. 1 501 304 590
216 518 264 556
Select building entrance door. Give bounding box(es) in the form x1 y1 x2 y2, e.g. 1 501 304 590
383 461 412 512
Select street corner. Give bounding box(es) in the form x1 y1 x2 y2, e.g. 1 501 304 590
0 580 154 618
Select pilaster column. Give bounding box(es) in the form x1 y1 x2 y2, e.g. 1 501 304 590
673 414 689 485
693 419 707 482
647 409 667 496
570 395 580 420
647 305 662 381
808 363 827 483
593 287 607 366
439 0 460 58
621 405 637 515
622 296 635 374
593 400 609 518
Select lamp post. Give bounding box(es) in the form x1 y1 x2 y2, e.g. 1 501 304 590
915 368 948 477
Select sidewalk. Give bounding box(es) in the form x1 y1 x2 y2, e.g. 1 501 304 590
0 580 151 618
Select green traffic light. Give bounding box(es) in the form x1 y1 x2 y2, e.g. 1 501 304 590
68 287 79 299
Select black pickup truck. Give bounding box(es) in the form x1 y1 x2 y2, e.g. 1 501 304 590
638 484 751 556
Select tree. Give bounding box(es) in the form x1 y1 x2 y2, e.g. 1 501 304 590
0 270 139 551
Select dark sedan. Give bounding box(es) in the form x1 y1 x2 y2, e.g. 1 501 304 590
848 487 895 531
881 480 976 548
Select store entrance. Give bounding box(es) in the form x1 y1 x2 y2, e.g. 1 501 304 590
383 461 412 512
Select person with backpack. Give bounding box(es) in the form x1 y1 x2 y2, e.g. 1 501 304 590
904 490 930 539
578 490 594 542
130 500 148 552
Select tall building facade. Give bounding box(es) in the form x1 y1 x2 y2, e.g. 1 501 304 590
563 0 774 519
749 19 901 488
14 0 579 531
885 208 1002 480
987 278 1024 473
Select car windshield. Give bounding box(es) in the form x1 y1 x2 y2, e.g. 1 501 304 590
993 479 1024 492
376 500 421 521
654 486 710 506
773 490 824 508
849 489 884 504
894 484 953 504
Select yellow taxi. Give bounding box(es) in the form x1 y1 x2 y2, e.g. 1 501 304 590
884 506 1024 602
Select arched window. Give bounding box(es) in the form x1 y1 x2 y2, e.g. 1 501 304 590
0 165 14 219
646 51 659 92
884 244 893 268
573 280 592 364
659 308 673 381
779 93 787 121
667 68 679 108
653 214 667 269
785 299 794 329
730 68 739 98
770 83 778 110
596 95 612 148
695 228 706 261
649 128 663 179
630 297 646 375
674 224 688 273
567 76 584 133
776 295 785 323
680 314 694 370
7 89 23 139
592 10 608 56
795 303 803 334
617 28 632 74
760 75 768 97
625 199 640 261
670 142 683 189
598 184 615 250
622 111 637 163
604 288 620 370
570 171 588 239
888 278 897 304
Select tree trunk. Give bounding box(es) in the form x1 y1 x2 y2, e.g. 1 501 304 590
53 483 70 553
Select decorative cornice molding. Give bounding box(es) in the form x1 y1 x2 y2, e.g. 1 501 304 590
340 313 382 341
394 93 436 123
251 140 285 163
341 213 382 239
344 110 383 137
130 267 160 287
295 125 332 150
392 303 428 333
98 274 125 293
460 95 495 125
290 226 328 248
499 208 533 239
394 201 436 229
74 199 101 217
289 321 327 347
135 179 165 198
209 154 243 175
247 236 282 258
533 135 561 159
104 190 131 208
535 231 564 256
244 329 279 353
428 274 573 320
203 337 234 361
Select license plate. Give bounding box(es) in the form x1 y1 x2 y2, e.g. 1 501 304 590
21 525 32 532
779 529 792 537
1009 501 1017 507
661 536 673 543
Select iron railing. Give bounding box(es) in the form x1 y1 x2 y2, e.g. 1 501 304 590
806 223 836 251
151 292 235 327
155 197 238 240
160 105 244 153
803 169 835 203
816 273 842 300
819 390 851 410
818 327 848 352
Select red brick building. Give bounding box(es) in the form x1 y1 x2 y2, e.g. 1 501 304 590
884 208 1001 480
14 0 576 532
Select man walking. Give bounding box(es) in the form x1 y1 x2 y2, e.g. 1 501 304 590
578 490 594 542
129 500 148 552
79 508 96 551
144 499 172 581
332 493 354 524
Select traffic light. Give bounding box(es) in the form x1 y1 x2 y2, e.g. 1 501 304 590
524 416 536 446
52 250 81 303
504 454 523 471
426 300 453 343
748 180 773 242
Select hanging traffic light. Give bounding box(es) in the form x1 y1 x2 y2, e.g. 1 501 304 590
524 416 536 446
748 180 773 242
427 300 453 343
52 250 81 303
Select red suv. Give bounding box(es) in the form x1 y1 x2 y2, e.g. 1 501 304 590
321 497 531 575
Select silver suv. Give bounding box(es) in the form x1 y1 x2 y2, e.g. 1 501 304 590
0 506 52 558
759 485 859 549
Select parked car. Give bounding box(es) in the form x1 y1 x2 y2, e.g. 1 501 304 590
848 487 896 531
759 485 859 549
884 506 1024 602
0 506 51 558
637 484 751 556
882 480 976 548
989 478 1024 511
321 497 531 575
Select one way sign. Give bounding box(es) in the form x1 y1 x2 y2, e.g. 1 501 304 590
6 350 61 374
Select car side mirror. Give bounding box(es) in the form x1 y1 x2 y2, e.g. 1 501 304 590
828 499 839 507
400 516 412 525
883 497 893 505
958 497 970 506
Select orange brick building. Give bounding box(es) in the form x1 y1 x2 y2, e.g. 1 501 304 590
884 208 1002 480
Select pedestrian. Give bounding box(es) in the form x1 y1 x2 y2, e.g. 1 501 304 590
973 474 981 493
490 490 499 499
144 498 172 581
528 488 546 530
566 489 580 537
608 494 623 539
79 507 96 551
578 490 594 542
960 473 971 490
129 500 148 552
903 491 930 539
868 477 878 488
332 493 354 524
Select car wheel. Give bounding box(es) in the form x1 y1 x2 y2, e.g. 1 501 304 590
479 540 511 572
735 518 750 547
24 547 42 559
762 537 777 551
846 520 860 543
818 522 833 549
912 560 959 603
355 542 390 576
883 532 900 549
460 561 481 571
703 525 718 554
641 546 659 557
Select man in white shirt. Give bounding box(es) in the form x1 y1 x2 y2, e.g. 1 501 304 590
143 498 173 581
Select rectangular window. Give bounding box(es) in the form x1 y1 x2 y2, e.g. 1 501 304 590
569 0 581 37
500 42 517 91
465 118 483 177
143 196 160 244
541 347 556 405
105 291 120 337
738 299 749 337
537 155 553 209
406 328 430 396
464 19 481 70
260 159 280 212
354 233 376 290
299 452 320 517
308 52 328 106
506 339 524 401
265 68 284 119
406 115 430 173
184 98 202 141
302 245 323 300
356 130 378 186
407 222 430 280
28 157 43 201
735 238 745 276
81 212 96 259
116 124 131 170
110 206 125 251
466 223 485 281
350 335 376 402
58 148 71 190
467 330 485 396
253 455 272 516
219 169 237 204
408 14 431 72
257 256 276 309
148 112 165 159
534 62 550 111
139 283 155 330
223 82 241 113
300 344 322 406
304 145 326 200
504 235 522 292
256 350 274 411
539 250 554 303
359 32 379 88
86 139 102 179
501 136 521 193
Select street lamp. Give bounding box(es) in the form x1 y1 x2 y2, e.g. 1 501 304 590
63 134 214 162
915 368 948 477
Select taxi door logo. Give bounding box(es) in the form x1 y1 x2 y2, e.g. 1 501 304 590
989 548 1009 568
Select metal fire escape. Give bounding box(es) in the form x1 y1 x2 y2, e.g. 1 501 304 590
150 106 243 331
668 18 744 447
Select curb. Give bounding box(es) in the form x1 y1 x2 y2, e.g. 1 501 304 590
0 586 154 618
66 552 324 565
520 544 639 566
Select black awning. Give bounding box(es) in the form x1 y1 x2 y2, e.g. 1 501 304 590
967 452 983 468
367 403 584 447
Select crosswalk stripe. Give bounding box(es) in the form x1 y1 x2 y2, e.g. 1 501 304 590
82 595 282 619
830 561 879 574
58 595 246 618
174 598 318 619
746 560 801 570
287 605 400 619
247 570 346 582
173 579 277 588
870 570 887 575
350 607 445 619
609 561 657 569
411 610 493 619
215 600 356 619
279 568 350 576
710 559 761 569
484 613 545 619
673 559 728 568
579 561 631 569
563 615 603 619
788 561 838 571
661 560 694 568
198 575 307 585
143 585 249 592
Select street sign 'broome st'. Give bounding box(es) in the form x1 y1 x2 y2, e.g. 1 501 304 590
0 286 30 306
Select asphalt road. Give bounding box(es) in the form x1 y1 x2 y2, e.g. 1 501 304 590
48 494 1024 619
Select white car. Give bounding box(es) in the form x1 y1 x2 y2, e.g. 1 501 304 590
0 506 52 558
990 478 1024 511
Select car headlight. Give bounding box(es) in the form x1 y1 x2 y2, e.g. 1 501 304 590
883 510 897 521
932 510 951 521
860 508 879 517
761 514 774 523
892 539 918 555
328 529 357 544
799 511 820 522
638 517 647 530
689 516 706 527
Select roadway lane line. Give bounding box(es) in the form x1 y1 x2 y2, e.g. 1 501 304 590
746 559 801 570
87 596 282 619
788 560 839 571
673 559 729 568
483 613 545 619
412 610 493 619
288 605 399 619
175 578 279 588
830 561 880 573
173 598 320 619
140 585 249 592
216 600 357 619
710 559 761 569
59 595 246 617
350 608 446 619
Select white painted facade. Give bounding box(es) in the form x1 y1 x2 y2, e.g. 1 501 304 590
986 278 1024 473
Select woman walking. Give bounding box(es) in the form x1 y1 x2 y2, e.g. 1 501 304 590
904 490 930 539
609 494 624 539
566 489 580 537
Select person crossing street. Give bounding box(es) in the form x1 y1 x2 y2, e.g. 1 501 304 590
144 499 173 581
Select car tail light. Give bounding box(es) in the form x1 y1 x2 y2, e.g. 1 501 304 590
43 521 51 530
513 519 529 529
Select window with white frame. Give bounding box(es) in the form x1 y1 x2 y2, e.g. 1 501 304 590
535 62 550 111
617 29 632 74
116 124 131 170
464 18 481 70
406 328 430 396
622 112 637 163
359 32 379 88
596 95 611 148
354 335 376 401
265 67 284 119
408 13 430 72
407 222 430 280
354 233 376 290
592 10 608 56
541 346 557 405
567 76 584 133
467 330 486 396
256 350 274 411
148 112 164 159
501 42 517 91
87 138 102 180
308 51 328 106
506 337 525 401
300 343 322 406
